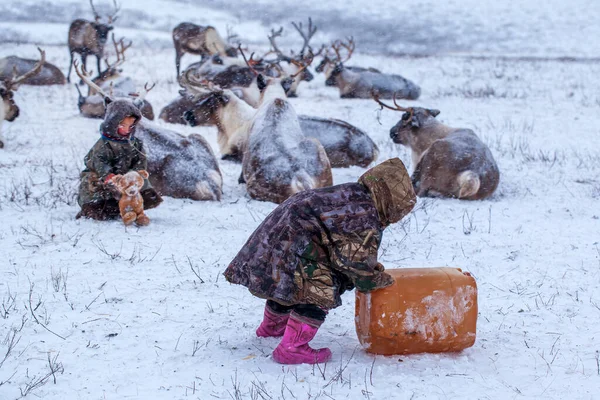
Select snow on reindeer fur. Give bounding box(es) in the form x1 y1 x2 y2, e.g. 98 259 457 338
136 120 223 201
242 97 332 203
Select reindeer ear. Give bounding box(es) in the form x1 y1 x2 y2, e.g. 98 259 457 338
138 170 149 179
104 96 113 106
257 74 267 92
429 109 441 117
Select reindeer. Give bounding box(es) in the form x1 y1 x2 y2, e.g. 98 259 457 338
73 62 223 201
0 56 65 85
67 0 120 82
173 23 238 77
75 37 155 120
240 71 333 203
375 95 499 200
298 116 378 168
316 39 421 100
266 18 320 97
0 48 45 149
179 71 257 161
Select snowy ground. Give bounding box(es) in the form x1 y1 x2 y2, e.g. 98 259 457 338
1 1 600 399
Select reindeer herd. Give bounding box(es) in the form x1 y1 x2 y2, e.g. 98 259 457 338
0 0 500 207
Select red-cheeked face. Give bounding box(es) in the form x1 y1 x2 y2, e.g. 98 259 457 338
117 116 137 136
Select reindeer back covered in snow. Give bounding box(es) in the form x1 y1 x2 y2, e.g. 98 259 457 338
242 98 332 204
136 121 223 201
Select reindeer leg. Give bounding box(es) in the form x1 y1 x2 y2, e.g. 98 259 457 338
175 49 182 78
80 54 88 85
67 52 74 83
96 56 102 80
0 125 5 149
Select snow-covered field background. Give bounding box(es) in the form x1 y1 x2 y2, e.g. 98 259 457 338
1 0 599 399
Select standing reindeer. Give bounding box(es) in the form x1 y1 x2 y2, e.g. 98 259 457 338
316 39 421 100
173 23 238 77
375 95 499 200
67 0 120 82
0 49 45 149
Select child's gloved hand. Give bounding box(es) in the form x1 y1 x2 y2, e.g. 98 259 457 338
104 175 122 200
355 264 395 293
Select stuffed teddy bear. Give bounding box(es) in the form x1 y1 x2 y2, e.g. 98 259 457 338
109 170 151 226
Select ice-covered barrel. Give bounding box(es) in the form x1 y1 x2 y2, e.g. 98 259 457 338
355 267 478 355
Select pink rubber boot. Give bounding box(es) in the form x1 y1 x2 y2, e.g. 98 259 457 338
256 304 290 338
272 312 332 364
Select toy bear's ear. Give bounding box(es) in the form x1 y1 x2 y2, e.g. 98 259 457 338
138 170 149 179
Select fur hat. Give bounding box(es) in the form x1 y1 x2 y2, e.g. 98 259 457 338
358 158 416 226
100 100 142 141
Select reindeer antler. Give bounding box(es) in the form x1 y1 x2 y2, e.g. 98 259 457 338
226 25 239 46
112 34 132 65
180 68 223 95
89 0 101 22
73 60 113 101
289 49 314 79
267 27 292 63
108 0 121 24
372 93 414 119
238 44 263 76
291 17 317 57
8 47 45 90
331 37 355 64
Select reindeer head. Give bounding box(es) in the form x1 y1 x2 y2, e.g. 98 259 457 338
1 48 45 122
89 0 119 42
266 19 321 93
179 71 231 126
373 94 440 145
317 38 354 86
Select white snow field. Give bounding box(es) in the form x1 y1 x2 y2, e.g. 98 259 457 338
1 0 600 399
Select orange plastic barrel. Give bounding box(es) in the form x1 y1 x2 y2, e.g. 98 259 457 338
355 267 478 355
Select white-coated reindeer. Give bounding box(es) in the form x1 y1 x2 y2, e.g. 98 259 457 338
240 68 332 203
375 95 499 200
0 48 45 149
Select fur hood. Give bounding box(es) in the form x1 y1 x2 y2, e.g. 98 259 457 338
100 100 142 141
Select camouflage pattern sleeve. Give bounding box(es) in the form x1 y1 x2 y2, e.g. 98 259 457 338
90 142 115 181
329 229 394 292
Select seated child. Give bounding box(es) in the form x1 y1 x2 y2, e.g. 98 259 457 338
76 100 162 220
225 158 416 364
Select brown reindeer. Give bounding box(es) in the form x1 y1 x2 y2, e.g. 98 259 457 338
0 56 65 85
75 37 154 120
74 62 223 201
266 18 321 97
375 95 499 200
316 39 421 100
173 23 238 77
67 0 120 82
0 48 45 149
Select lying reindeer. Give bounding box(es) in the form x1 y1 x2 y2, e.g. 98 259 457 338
74 63 222 201
241 70 332 203
178 64 377 168
375 95 499 200
316 39 421 100
67 0 120 82
0 48 45 149
173 23 238 77
298 116 378 168
0 55 65 85
75 36 154 119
